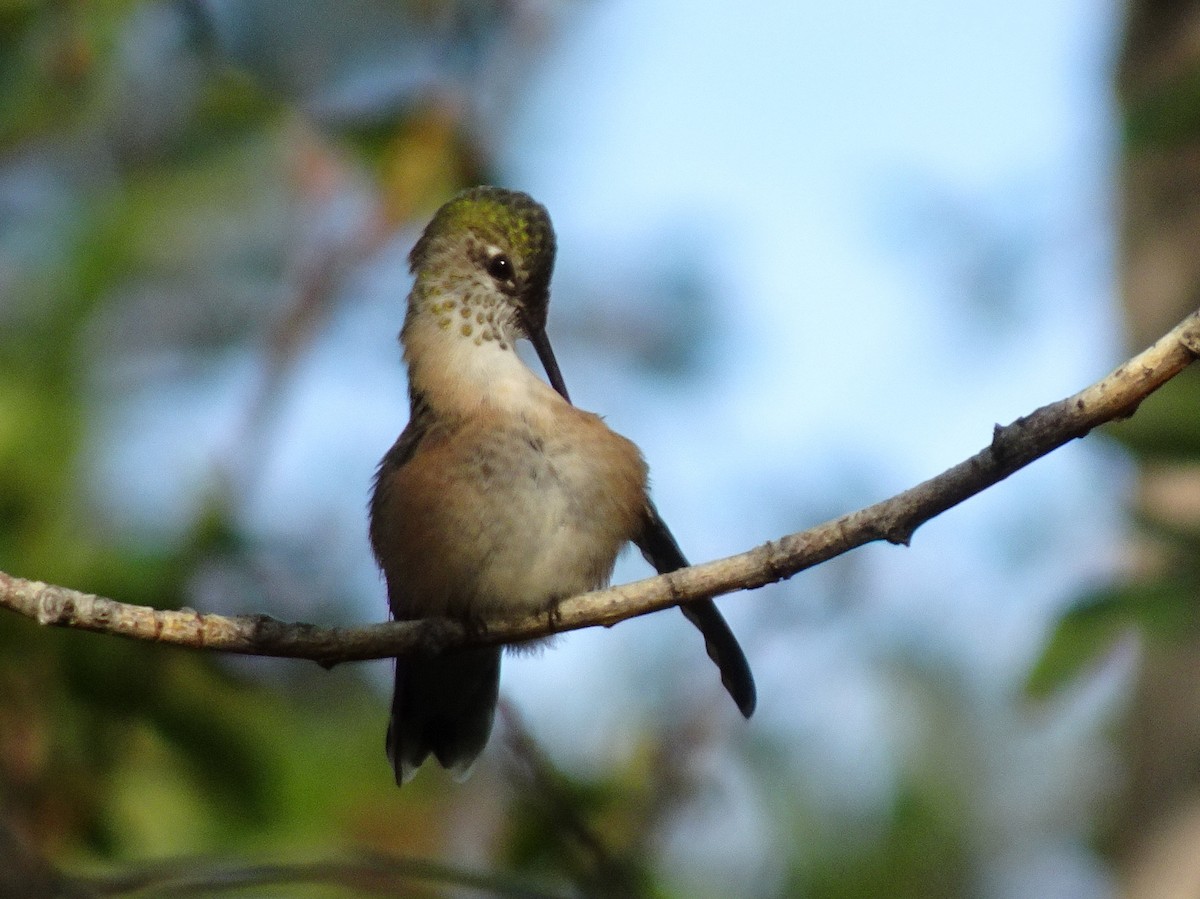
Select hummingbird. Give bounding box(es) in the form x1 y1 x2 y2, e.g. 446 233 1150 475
369 186 755 785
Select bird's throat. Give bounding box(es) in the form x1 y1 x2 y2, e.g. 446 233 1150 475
403 311 560 419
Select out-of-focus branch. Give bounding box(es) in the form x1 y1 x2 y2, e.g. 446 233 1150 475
3 310 1199 664
74 850 560 897
499 702 646 895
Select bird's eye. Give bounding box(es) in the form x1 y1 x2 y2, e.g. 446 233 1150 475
486 253 514 281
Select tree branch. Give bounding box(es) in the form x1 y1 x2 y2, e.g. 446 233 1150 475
3 309 1199 665
74 849 561 897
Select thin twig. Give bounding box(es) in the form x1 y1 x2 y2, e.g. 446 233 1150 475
500 702 647 896
76 850 563 898
2 309 1198 664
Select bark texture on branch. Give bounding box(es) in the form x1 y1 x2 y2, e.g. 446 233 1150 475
2 310 1199 665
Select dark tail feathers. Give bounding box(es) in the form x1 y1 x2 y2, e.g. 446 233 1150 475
679 599 756 717
387 646 501 785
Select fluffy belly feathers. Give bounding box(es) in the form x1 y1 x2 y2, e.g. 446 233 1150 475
376 408 648 619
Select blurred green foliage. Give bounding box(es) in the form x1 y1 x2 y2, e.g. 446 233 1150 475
790 787 969 899
1030 372 1200 698
0 1 511 892
1123 65 1200 152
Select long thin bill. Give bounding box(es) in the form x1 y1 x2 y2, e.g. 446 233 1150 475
529 327 572 404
